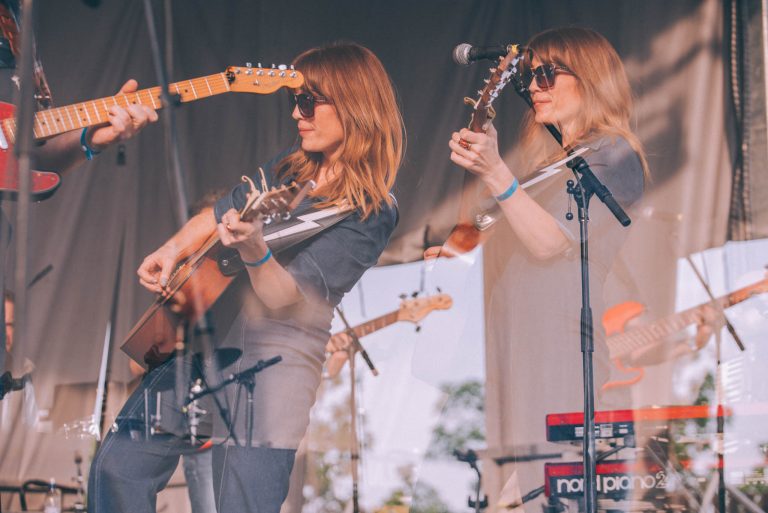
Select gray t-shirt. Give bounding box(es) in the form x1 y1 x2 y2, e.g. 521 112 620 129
211 152 398 447
484 134 644 448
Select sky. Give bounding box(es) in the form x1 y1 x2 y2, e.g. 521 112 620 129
318 246 487 510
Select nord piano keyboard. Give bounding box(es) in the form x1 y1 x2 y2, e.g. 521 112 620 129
545 460 666 499
545 405 731 442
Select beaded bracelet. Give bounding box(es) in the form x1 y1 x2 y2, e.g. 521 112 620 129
495 177 519 202
80 128 102 160
242 248 272 268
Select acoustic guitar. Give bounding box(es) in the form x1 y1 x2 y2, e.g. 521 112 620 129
121 174 314 368
0 64 303 200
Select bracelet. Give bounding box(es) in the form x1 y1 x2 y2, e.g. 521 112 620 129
80 128 102 160
241 248 272 268
495 177 519 202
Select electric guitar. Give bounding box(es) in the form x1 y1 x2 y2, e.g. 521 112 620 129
121 174 314 369
325 293 454 378
602 277 768 390
0 64 303 200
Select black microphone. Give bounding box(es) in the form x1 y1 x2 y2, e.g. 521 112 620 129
453 43 514 65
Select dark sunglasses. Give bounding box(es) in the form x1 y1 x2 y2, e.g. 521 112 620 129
524 63 575 90
291 92 331 118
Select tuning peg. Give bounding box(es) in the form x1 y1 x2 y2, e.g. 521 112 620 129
411 291 418 298
271 63 276 68
278 64 287 70
257 62 262 68
246 62 253 68
415 324 421 333
399 293 407 300
436 286 442 293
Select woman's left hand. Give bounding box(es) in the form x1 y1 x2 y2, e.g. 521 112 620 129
217 208 269 262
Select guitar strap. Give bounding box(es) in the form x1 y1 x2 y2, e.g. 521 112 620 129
217 204 355 276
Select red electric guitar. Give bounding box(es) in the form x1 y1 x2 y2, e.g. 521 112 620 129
602 277 768 390
0 64 303 200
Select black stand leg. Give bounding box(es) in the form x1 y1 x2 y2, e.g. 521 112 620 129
566 178 597 513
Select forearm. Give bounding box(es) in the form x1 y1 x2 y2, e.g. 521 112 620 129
240 245 303 310
164 208 217 258
485 165 571 260
33 130 87 174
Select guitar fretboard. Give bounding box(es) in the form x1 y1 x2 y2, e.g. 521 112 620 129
2 72 233 143
607 279 767 357
351 311 400 338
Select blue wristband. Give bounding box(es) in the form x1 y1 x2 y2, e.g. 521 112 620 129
495 177 519 201
242 248 272 268
80 128 101 160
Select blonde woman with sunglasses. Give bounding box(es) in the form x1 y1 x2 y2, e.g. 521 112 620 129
448 27 648 445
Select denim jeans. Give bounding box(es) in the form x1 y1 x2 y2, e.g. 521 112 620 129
87 357 297 513
183 451 215 513
87 358 195 513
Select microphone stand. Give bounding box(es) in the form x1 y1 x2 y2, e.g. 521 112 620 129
186 355 282 448
335 306 378 513
507 64 632 513
684 255 746 513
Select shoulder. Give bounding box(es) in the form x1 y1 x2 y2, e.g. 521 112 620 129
584 135 644 206
348 193 399 233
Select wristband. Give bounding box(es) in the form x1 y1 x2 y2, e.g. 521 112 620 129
495 177 519 202
80 128 102 160
242 248 272 268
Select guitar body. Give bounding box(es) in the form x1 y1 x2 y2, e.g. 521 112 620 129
0 102 62 200
122 179 314 369
602 301 646 391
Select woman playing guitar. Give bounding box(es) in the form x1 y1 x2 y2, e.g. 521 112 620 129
88 42 404 513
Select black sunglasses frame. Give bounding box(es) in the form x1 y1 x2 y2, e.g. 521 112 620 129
291 92 331 118
525 63 575 91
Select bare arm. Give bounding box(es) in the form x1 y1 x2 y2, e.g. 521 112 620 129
137 208 216 294
449 124 570 260
35 80 158 174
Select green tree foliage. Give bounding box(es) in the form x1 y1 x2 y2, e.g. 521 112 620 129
426 379 485 459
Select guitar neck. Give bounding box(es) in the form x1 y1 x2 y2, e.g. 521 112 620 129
4 72 233 142
608 290 742 358
350 310 400 338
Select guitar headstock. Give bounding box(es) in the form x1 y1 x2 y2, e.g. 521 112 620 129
396 293 453 323
226 64 304 94
240 172 315 224
728 277 768 305
466 45 525 133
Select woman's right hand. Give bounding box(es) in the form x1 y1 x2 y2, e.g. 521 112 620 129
137 243 180 294
448 124 517 196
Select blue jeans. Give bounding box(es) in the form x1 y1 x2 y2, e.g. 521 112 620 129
87 357 296 513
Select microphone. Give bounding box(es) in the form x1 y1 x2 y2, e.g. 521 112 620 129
453 43 514 65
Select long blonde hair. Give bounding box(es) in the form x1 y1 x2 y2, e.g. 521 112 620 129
519 27 649 177
277 42 405 219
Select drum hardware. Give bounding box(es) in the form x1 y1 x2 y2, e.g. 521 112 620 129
72 452 85 511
